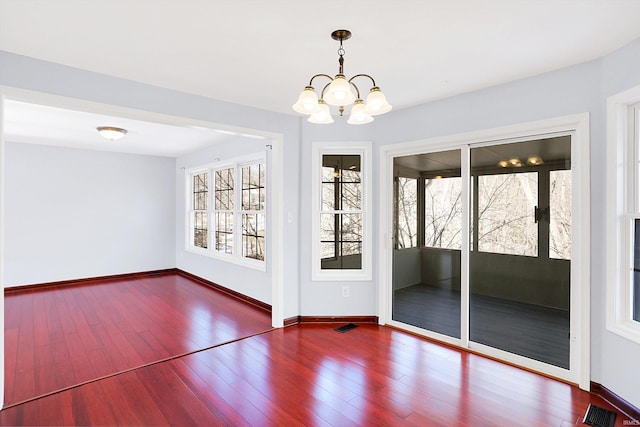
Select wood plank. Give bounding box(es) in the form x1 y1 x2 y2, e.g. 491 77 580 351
3 278 637 426
3 273 272 406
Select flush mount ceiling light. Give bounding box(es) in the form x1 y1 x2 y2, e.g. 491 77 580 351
96 126 127 141
292 29 392 125
497 155 544 168
526 155 544 165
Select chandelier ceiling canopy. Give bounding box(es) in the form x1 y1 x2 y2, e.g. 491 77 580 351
292 29 392 125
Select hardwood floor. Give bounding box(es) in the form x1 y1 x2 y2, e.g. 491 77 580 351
3 274 273 406
393 284 570 368
2 275 637 426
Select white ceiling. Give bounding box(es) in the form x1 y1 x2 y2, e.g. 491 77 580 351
2 100 257 157
2 0 640 156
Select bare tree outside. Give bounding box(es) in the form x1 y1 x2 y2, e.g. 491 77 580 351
394 168 571 258
214 168 234 254
425 177 462 250
193 172 208 249
477 172 538 256
396 177 418 248
320 155 362 269
550 170 571 260
241 163 265 261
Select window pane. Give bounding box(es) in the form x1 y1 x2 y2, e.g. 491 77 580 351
395 177 418 249
341 168 361 183
550 170 572 260
215 212 233 254
242 164 265 211
320 242 336 259
242 213 265 260
194 212 208 249
341 213 362 243
193 172 208 210
425 177 462 250
397 177 418 248
320 213 336 242
322 183 336 211
478 172 538 256
341 183 361 210
215 168 234 210
320 213 362 269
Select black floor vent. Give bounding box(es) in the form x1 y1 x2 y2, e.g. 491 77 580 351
334 323 358 333
583 404 616 427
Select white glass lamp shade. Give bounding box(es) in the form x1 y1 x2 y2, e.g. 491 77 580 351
347 99 373 125
292 86 320 114
97 126 127 140
323 74 356 106
308 100 334 124
364 87 392 115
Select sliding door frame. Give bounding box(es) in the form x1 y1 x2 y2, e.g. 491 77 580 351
378 113 590 389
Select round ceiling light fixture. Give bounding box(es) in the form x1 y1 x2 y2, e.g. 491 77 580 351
97 126 128 141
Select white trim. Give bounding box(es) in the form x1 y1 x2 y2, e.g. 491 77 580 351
268 138 284 327
606 86 640 344
379 113 590 389
311 141 373 281
460 145 471 349
0 92 6 408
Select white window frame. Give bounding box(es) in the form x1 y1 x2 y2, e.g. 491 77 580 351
187 167 211 255
185 153 266 271
606 86 640 344
311 141 372 281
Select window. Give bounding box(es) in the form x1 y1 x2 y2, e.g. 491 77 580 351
187 156 266 269
214 168 234 254
549 169 572 260
312 142 372 281
477 172 538 256
607 87 640 343
241 164 265 261
395 177 418 249
321 155 362 269
425 176 462 250
192 171 209 249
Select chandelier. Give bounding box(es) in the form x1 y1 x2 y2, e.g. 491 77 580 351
292 29 392 124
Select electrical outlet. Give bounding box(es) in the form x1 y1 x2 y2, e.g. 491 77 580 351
342 286 350 297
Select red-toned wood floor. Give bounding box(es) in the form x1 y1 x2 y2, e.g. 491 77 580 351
3 274 273 406
2 276 637 426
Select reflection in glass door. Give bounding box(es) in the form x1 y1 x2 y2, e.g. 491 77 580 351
470 137 571 369
392 149 462 339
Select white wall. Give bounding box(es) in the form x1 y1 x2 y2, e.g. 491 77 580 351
3 141 176 286
596 37 640 411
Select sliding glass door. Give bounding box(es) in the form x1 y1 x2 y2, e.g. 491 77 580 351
470 138 571 369
392 149 462 339
391 136 572 370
